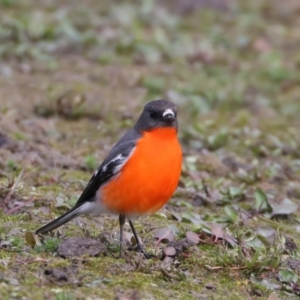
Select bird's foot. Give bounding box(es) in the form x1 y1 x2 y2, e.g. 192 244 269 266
134 243 155 259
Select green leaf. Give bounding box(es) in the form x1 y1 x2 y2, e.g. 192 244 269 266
85 155 98 171
254 188 272 213
246 251 260 268
229 186 243 198
278 269 298 284
224 206 238 222
142 76 165 93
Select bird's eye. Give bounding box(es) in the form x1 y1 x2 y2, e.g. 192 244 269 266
149 111 158 119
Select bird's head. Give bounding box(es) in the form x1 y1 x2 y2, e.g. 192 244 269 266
134 99 178 132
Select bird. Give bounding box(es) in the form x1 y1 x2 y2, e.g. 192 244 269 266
36 99 182 258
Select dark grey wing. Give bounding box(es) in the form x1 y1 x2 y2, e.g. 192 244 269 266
74 128 141 207
35 129 141 235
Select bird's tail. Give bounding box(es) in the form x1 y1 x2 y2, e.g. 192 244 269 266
35 205 83 235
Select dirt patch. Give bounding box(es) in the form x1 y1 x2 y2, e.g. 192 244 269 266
287 260 300 273
167 238 195 256
44 268 68 282
115 289 141 300
57 237 107 258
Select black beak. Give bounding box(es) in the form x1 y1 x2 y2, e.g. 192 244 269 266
163 113 175 121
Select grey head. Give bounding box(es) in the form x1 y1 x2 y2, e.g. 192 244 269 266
134 99 178 133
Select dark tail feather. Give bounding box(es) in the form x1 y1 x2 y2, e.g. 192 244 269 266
36 205 81 235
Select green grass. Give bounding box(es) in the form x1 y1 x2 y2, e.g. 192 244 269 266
0 0 300 299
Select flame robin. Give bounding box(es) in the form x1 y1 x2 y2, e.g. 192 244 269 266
36 99 182 257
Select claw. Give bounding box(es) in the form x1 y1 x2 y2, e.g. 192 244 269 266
135 243 156 259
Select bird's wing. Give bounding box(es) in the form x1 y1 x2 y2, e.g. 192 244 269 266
35 129 141 235
75 129 141 207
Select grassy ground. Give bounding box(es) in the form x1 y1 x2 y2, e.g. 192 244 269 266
1 0 300 299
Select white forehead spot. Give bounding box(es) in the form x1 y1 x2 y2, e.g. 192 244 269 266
162 108 174 117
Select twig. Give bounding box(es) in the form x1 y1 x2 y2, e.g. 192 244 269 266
15 257 48 265
204 265 248 271
160 267 178 279
231 266 248 270
6 196 37 214
204 265 224 271
135 253 144 271
2 160 30 206
201 178 210 198
241 286 252 300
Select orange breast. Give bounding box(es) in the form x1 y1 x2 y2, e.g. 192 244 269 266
100 127 182 216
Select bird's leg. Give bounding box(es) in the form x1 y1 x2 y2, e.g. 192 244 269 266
128 219 154 259
119 214 126 258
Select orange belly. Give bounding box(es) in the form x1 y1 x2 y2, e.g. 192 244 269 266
100 127 182 216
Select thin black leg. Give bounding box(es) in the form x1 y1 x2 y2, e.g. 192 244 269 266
119 214 126 258
128 219 154 259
